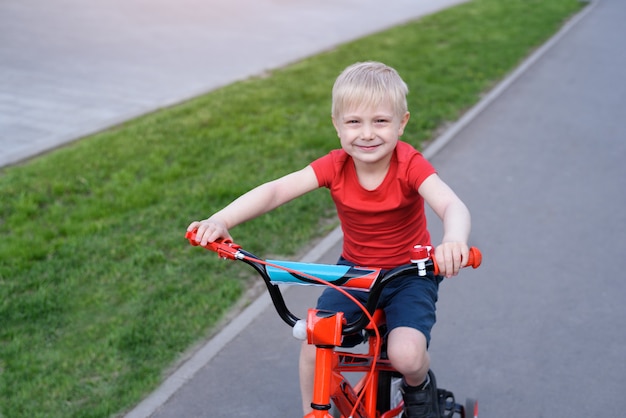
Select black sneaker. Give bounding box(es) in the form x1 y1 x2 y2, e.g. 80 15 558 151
400 371 439 418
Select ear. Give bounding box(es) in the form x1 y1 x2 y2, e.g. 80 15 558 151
331 116 341 137
398 112 410 136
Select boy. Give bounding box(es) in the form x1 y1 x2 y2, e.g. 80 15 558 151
187 61 471 418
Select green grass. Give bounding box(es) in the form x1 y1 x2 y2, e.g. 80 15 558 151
0 0 583 416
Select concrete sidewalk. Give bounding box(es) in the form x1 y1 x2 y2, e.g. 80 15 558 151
0 0 466 168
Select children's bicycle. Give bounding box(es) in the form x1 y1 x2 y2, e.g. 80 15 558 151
186 230 481 418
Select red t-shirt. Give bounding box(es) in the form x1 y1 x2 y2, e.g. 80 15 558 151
310 141 437 269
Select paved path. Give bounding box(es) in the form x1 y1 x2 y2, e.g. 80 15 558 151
132 0 626 417
0 0 466 167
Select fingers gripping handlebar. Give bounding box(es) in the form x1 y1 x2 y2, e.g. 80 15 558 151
185 230 242 260
410 245 482 276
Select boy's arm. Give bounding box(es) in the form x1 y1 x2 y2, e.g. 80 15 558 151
188 165 320 246
418 173 471 278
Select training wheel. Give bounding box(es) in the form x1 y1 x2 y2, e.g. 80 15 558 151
463 398 478 418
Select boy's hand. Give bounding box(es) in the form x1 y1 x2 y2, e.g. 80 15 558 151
187 218 232 246
434 242 469 278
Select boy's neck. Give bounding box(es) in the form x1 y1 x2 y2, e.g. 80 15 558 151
352 154 393 191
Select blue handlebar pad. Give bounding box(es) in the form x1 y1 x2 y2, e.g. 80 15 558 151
265 260 381 291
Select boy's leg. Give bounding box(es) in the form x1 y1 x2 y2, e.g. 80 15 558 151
386 327 429 386
388 328 437 418
299 340 316 414
383 274 440 418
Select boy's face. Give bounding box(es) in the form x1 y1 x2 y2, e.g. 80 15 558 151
332 102 410 167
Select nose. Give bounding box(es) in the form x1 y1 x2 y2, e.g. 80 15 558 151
361 123 375 140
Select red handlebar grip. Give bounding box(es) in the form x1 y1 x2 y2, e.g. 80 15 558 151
185 229 241 260
432 246 482 276
467 247 482 268
185 230 200 246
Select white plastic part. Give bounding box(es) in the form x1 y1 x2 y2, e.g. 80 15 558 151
292 319 307 340
411 245 432 276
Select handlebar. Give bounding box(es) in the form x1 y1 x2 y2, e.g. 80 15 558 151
185 230 481 335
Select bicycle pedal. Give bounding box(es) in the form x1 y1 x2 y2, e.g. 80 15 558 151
436 389 456 418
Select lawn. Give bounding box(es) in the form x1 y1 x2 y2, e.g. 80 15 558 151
0 0 583 416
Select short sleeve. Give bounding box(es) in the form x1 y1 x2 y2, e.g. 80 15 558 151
310 149 346 188
396 141 436 190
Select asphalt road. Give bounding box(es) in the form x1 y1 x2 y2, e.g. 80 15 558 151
423 1 626 416
140 1 626 417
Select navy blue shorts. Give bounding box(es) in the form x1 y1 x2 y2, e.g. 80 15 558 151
316 257 442 347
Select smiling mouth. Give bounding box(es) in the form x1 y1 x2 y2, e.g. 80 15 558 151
357 144 381 151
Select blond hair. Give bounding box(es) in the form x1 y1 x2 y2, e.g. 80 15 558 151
331 61 409 119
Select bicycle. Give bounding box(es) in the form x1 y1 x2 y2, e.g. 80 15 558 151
186 229 481 418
